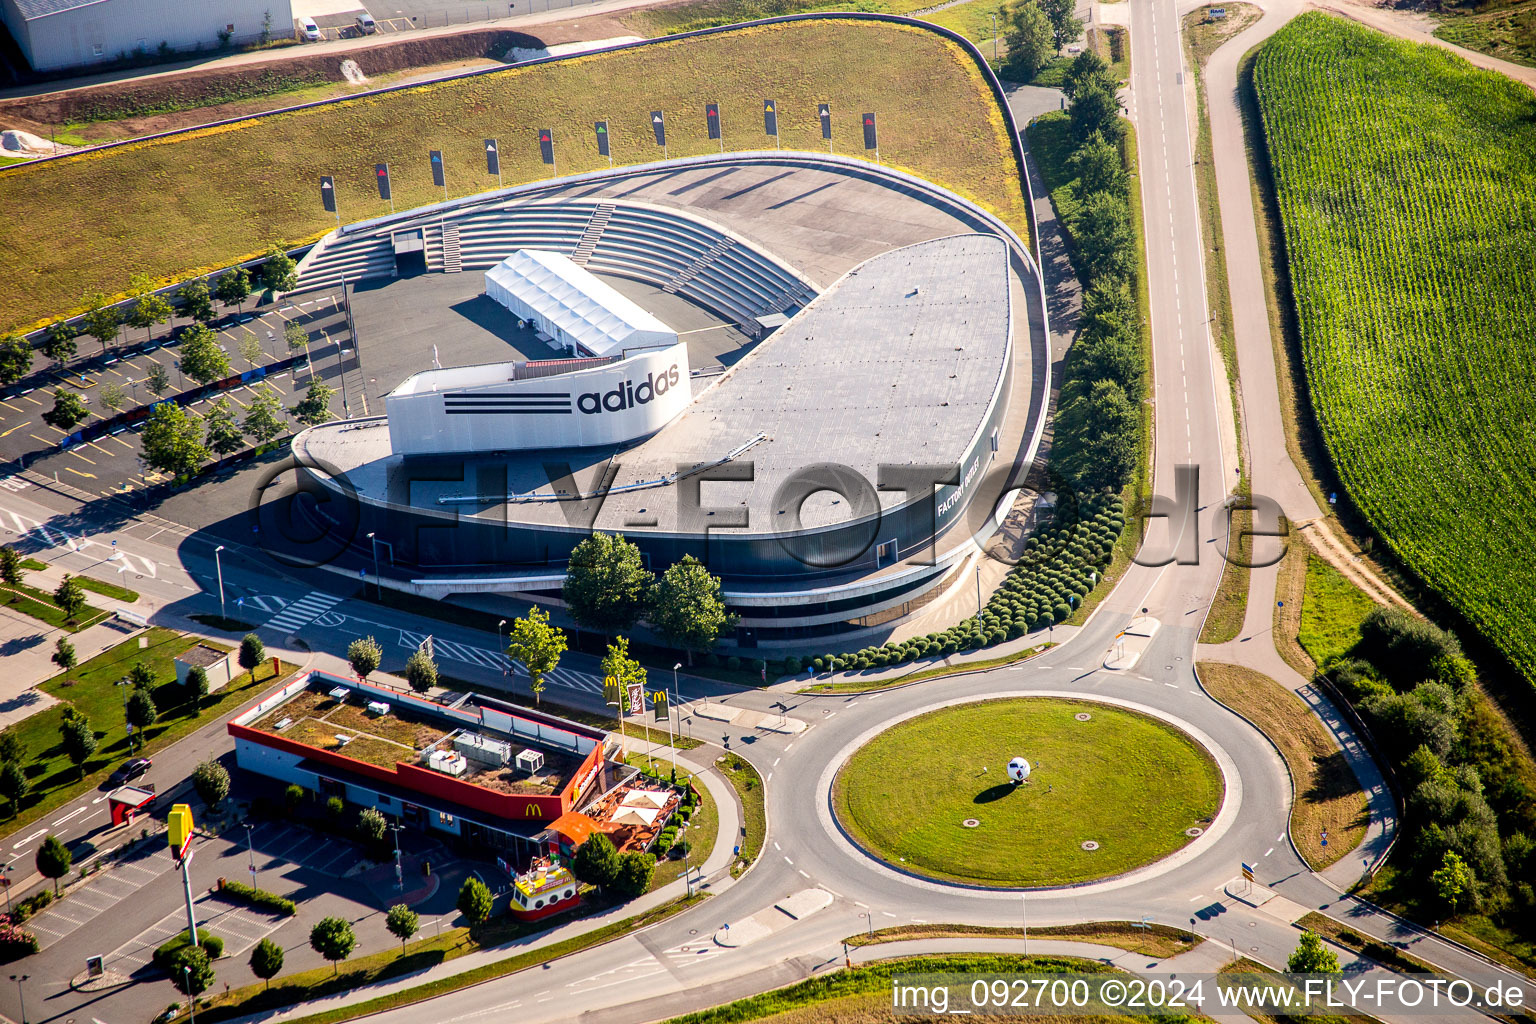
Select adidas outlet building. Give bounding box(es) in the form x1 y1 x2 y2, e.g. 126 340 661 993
286 153 1050 646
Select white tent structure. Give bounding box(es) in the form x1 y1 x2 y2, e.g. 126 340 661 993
620 789 671 810
485 249 677 357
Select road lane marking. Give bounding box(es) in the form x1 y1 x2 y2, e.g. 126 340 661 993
1264 847 1274 857
13 828 46 848
52 807 86 826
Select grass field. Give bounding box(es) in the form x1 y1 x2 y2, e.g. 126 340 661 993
1297 555 1379 668
1254 13 1536 689
847 921 1201 958
0 20 1026 332
0 629 292 835
1197 661 1367 869
832 698 1223 887
1434 2 1536 68
1 583 108 632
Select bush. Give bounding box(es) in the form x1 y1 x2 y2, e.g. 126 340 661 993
201 934 224 959
725 656 741 671
613 851 656 899
670 838 692 859
1358 606 1465 690
783 656 802 674
326 795 344 818
0 922 39 961
218 878 297 916
284 783 305 811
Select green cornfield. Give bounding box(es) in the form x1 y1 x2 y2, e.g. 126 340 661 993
1255 13 1536 684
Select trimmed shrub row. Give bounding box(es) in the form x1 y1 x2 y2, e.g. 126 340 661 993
218 878 297 916
809 492 1124 674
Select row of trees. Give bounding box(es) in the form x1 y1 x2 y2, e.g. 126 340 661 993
138 378 332 477
1042 51 1144 495
1002 0 1084 81
0 245 300 385
561 534 735 658
1328 607 1535 919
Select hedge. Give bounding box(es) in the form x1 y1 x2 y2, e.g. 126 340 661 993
219 878 298 916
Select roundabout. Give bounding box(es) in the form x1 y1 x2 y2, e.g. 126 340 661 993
831 697 1226 889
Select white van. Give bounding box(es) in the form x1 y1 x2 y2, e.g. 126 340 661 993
356 12 377 33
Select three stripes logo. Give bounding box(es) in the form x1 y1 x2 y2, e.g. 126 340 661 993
444 391 573 416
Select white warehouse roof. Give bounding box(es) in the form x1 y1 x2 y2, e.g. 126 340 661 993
485 249 677 357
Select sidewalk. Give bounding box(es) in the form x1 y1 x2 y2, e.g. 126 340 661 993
0 600 147 728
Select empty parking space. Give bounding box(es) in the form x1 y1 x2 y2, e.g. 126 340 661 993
26 849 172 948
107 894 288 970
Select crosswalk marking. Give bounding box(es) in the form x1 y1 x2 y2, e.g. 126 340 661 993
263 590 344 633
396 629 603 694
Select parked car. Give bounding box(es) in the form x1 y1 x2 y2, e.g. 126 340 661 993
356 12 377 33
109 757 153 785
300 18 322 41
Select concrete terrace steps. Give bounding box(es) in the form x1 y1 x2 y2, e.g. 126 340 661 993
440 221 463 273
569 202 616 265
663 236 737 294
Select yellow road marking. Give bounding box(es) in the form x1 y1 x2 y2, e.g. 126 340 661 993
22 396 42 407
111 434 134 449
64 467 96 480
85 440 113 457
68 449 96 465
0 422 28 438
29 433 52 445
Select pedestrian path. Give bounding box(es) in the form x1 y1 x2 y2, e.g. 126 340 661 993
26 847 172 948
263 591 344 633
395 628 603 694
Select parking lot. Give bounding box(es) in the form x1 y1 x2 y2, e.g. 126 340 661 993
1 292 356 498
25 845 174 948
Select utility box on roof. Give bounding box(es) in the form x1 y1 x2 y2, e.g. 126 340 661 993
454 733 512 767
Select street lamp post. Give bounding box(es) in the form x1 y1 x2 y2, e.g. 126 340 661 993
861 911 873 939
367 532 381 598
389 821 405 891
9 973 27 1024
0 863 10 916
214 545 226 622
975 564 982 615
184 965 196 1024
242 823 257 888
498 619 508 676
116 677 133 752
669 662 682 778
1022 892 1029 955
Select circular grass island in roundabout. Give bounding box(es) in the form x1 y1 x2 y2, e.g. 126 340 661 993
832 698 1224 888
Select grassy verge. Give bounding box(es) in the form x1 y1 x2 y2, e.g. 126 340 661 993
661 954 1122 1024
19 558 46 571
0 20 1028 332
1357 861 1536 979
795 642 1054 694
846 921 1200 958
75 574 141 603
1294 912 1438 975
921 0 1006 46
1296 554 1377 668
0 629 290 836
1271 521 1314 678
833 698 1221 887
1201 504 1251 644
1 583 109 632
196 892 706 1024
718 752 765 876
1197 661 1367 869
187 613 258 632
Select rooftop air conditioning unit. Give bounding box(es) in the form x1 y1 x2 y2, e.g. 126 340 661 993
366 701 390 716
515 749 545 775
427 750 468 776
454 733 513 767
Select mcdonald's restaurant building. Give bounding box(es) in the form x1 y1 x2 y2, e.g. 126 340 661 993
228 670 614 865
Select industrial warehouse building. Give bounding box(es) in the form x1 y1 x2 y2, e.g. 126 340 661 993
0 0 291 73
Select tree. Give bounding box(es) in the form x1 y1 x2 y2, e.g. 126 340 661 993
41 321 77 368
600 636 647 708
1053 379 1139 492
146 361 172 396
309 916 357 974
42 390 87 432
1287 930 1340 975
215 267 251 313
127 687 157 733
192 760 230 806
79 292 121 355
284 319 310 356
457 876 493 927
172 945 215 996
348 635 382 681
1432 849 1476 916
292 378 336 426
613 851 656 900
141 401 209 477
357 807 387 844
180 278 215 324
0 546 19 589
1070 74 1124 144
53 574 86 622
178 324 231 385
203 397 246 456
1074 190 1135 281
239 633 266 678
1001 0 1055 81
128 660 155 689
127 278 173 343
1068 131 1127 199
186 665 210 705
52 637 77 673
649 556 736 661
1062 47 1109 99
402 647 438 694
238 334 263 369
249 937 284 990
385 904 419 949
505 606 566 705
243 385 287 444
36 834 71 893
571 832 621 890
261 244 298 293
0 730 22 765
59 715 97 777
562 532 653 634
0 760 28 815
1036 0 1082 48
0 333 30 386
98 382 127 413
